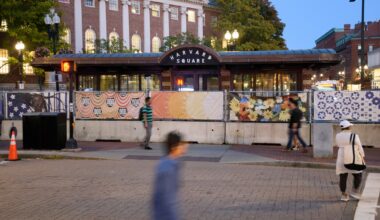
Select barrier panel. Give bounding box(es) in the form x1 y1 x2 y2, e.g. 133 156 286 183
75 91 145 119
5 91 68 119
227 91 310 122
151 91 224 120
313 91 380 122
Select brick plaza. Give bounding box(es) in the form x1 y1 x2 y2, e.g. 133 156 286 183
0 159 357 220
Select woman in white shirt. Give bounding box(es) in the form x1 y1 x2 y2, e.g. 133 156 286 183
335 120 365 202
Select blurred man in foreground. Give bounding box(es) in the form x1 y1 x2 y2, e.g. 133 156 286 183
152 132 188 220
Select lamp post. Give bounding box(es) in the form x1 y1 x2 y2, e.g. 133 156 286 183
61 60 77 149
15 41 25 89
350 0 365 88
44 8 61 91
338 71 345 90
224 29 239 51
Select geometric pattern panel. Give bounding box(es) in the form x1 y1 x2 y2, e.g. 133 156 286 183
75 92 145 119
313 91 380 122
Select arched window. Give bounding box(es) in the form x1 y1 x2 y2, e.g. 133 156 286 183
62 28 71 45
109 31 119 41
151 36 161 52
131 34 141 51
85 29 96 53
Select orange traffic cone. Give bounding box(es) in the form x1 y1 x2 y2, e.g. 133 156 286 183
8 131 19 161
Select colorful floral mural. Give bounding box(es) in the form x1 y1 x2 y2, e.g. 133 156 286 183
228 92 309 122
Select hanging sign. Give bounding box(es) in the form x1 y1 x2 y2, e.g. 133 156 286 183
160 47 220 65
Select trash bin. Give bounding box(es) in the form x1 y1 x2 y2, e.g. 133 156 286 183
23 112 67 150
40 112 66 150
23 113 42 149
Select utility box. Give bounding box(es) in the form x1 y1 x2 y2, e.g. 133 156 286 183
22 113 43 149
23 112 66 150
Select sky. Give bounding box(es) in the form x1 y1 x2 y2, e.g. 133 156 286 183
270 0 380 50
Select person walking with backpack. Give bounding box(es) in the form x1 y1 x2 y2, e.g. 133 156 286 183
336 120 365 201
141 97 153 150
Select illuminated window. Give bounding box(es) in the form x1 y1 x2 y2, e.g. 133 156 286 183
170 7 178 20
62 28 71 44
187 10 195 22
85 0 95 7
85 29 96 53
151 4 160 17
152 36 161 52
0 49 9 74
24 63 34 75
100 75 117 91
0 20 7 32
131 1 140 14
109 31 119 41
131 34 141 51
121 75 139 91
141 75 160 91
109 0 118 11
79 75 97 91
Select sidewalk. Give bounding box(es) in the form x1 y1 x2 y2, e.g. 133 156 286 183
1 141 380 169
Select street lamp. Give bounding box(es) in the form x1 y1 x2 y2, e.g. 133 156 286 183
349 0 366 88
224 29 239 51
15 41 25 89
44 8 61 91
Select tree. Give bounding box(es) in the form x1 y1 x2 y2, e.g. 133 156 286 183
0 0 58 51
160 32 214 52
92 38 135 54
215 0 286 51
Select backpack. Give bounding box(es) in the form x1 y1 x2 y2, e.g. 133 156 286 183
344 133 366 171
138 107 144 120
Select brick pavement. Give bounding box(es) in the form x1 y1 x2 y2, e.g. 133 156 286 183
231 145 380 167
0 159 358 220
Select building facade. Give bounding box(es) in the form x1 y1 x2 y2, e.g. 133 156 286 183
368 48 380 89
315 20 380 84
57 0 219 53
33 45 340 93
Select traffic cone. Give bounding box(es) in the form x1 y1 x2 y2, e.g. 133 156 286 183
8 131 19 161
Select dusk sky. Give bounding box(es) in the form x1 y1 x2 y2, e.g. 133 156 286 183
270 0 380 50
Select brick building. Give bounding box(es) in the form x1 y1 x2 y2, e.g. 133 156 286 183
57 0 219 53
315 20 380 84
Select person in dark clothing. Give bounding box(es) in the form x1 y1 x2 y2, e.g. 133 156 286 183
152 132 188 220
283 98 308 153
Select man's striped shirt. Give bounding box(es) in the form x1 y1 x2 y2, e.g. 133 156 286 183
142 105 153 123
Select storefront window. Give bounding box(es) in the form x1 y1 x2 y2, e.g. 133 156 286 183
120 74 139 91
243 74 253 91
232 72 297 95
100 75 117 91
141 75 160 91
207 76 219 91
79 75 97 91
175 75 194 91
232 74 243 91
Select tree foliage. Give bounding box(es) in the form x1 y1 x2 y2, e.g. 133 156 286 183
215 0 286 51
93 38 135 54
0 0 57 50
160 32 213 52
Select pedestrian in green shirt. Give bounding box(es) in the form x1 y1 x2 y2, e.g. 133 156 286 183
142 97 153 150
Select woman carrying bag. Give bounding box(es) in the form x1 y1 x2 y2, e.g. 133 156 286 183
335 120 366 202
